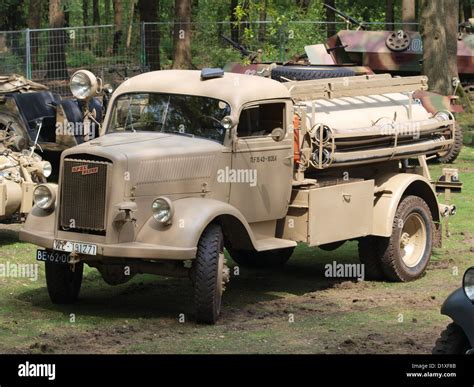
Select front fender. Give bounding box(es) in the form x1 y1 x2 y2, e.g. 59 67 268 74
19 184 58 248
372 173 439 237
136 197 257 256
441 288 474 346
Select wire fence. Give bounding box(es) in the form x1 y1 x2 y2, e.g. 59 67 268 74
0 20 419 95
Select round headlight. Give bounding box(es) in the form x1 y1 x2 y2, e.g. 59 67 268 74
151 197 173 224
463 267 474 302
34 184 56 210
41 161 52 178
70 70 100 100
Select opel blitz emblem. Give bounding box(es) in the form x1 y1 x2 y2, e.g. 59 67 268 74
71 164 99 175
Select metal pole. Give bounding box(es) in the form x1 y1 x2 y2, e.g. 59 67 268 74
25 29 31 79
140 22 146 68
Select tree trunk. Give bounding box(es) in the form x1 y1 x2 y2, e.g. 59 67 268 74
83 0 89 48
326 0 336 38
138 0 161 70
402 0 416 31
420 0 451 95
445 0 459 89
462 0 473 20
230 0 239 43
172 0 192 69
112 0 123 55
46 0 68 80
126 0 137 49
93 0 100 24
27 0 42 71
385 0 394 31
258 0 267 43
105 0 111 24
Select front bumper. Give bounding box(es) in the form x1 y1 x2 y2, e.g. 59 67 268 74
19 229 197 260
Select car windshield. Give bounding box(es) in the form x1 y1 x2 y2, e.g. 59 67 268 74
107 92 231 143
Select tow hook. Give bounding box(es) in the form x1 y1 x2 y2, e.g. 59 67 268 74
69 253 81 272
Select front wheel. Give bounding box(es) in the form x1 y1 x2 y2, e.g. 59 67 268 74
433 323 471 354
192 224 229 324
45 261 83 304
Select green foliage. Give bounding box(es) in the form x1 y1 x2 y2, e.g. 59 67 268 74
66 49 97 67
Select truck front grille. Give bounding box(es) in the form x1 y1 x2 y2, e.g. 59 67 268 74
60 158 110 232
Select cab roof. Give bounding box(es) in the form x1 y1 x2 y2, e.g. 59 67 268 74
113 70 291 110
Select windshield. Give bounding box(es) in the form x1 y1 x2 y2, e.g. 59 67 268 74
107 93 231 143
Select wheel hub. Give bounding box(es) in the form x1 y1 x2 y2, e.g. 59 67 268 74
400 213 427 268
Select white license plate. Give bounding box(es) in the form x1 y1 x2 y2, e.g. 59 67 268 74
53 240 97 256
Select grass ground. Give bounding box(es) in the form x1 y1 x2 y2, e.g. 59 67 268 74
0 116 473 354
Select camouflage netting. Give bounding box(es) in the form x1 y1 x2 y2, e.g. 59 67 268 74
0 74 48 94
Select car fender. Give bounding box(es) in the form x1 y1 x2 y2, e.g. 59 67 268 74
441 288 474 346
19 184 58 249
372 172 440 237
136 197 258 254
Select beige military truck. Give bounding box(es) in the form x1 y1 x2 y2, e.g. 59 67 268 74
20 69 458 323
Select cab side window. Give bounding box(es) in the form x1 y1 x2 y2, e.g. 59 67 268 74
237 103 285 138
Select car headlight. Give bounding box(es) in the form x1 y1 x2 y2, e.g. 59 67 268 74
39 161 52 178
70 70 100 100
151 197 173 224
463 267 474 302
33 184 56 210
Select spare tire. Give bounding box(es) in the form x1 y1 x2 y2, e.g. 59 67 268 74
271 65 356 82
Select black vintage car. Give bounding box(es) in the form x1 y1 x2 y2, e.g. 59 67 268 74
433 267 474 354
0 73 103 177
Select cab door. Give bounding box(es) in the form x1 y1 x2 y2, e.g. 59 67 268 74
229 100 293 223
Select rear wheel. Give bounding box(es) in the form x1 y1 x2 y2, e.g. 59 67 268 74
358 237 385 280
433 323 471 354
45 261 83 304
228 247 294 268
379 196 433 282
193 224 229 324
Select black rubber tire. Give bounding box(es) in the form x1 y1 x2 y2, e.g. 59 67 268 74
271 65 356 83
228 247 294 268
378 196 433 282
432 323 471 354
358 237 386 280
45 262 84 304
193 224 225 324
436 124 463 164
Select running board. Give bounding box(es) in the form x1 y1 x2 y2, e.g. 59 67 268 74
254 238 297 252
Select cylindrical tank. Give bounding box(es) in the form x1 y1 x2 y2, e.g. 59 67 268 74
299 92 453 169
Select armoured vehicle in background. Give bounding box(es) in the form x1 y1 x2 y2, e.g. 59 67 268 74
21 69 458 324
321 4 474 99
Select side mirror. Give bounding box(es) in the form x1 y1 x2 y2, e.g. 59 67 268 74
271 127 285 142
